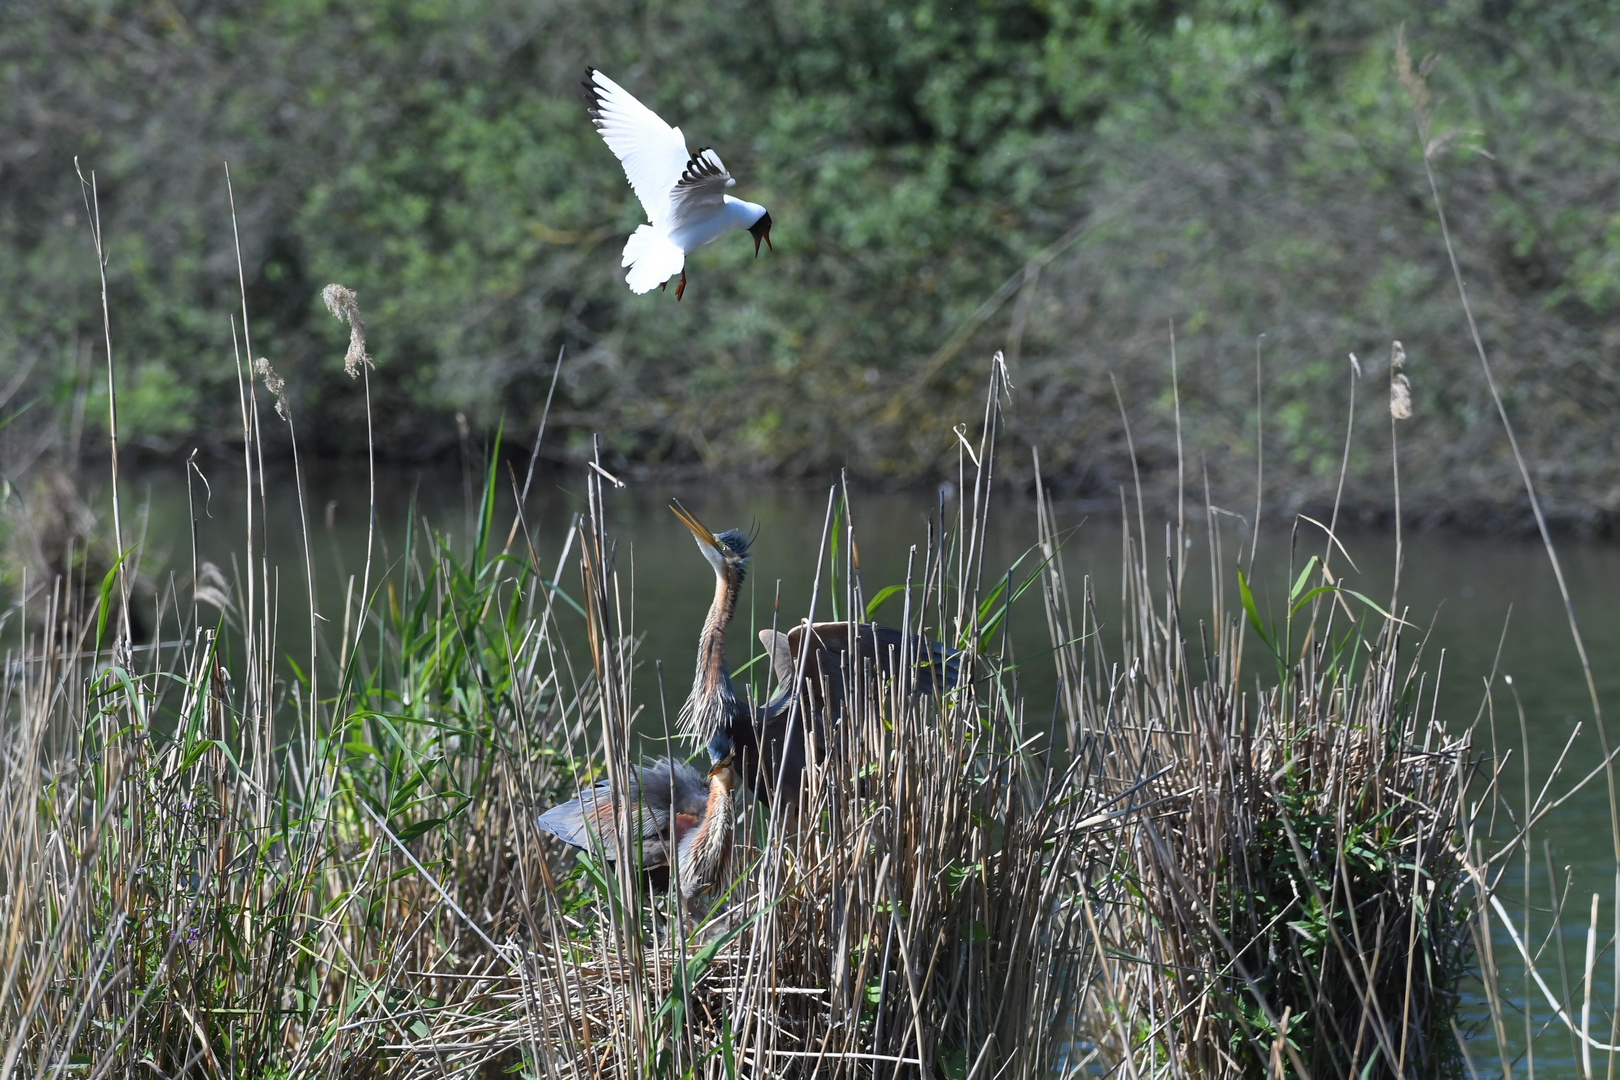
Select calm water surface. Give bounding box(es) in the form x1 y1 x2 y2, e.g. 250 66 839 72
124 459 1620 1075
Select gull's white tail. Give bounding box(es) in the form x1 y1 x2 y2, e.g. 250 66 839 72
622 225 685 294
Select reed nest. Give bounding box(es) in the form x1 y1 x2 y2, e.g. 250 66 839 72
0 361 1086 1079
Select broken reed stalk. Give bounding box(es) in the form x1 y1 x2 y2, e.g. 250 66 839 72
0 434 587 1076
0 409 1602 1079
529 358 1099 1079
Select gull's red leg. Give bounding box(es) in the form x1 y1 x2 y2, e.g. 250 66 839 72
675 270 687 302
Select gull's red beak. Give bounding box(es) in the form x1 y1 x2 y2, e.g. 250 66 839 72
748 211 773 258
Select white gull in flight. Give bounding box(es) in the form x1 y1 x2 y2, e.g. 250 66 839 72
584 67 772 300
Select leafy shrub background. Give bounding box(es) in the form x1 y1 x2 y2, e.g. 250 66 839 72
3 0 1618 522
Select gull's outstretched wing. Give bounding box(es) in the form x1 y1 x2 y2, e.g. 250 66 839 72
584 68 690 227
668 147 736 230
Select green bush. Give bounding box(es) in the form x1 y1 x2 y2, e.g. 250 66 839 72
4 0 1620 517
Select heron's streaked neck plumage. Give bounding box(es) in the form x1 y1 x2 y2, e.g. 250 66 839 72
676 771 735 899
680 564 743 739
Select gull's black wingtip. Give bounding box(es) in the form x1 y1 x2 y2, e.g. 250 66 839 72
581 67 604 119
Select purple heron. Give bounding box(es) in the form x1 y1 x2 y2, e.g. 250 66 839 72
669 501 961 805
536 730 738 919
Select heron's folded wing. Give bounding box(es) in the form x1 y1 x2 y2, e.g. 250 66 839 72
584 68 690 227
874 624 962 692
636 758 711 818
537 773 678 866
667 148 735 230
536 788 601 849
788 621 963 696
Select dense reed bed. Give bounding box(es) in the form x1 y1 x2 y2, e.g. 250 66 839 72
0 349 1104 1075
0 344 1493 1079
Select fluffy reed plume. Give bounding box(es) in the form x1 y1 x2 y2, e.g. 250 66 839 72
253 356 288 419
1390 339 1412 420
321 283 372 377
1396 29 1620 1077
10 47 1616 1072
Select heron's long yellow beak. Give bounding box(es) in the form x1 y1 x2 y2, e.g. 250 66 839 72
669 500 721 551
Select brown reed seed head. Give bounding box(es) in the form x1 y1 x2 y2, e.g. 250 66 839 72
1394 27 1442 153
254 357 289 419
320 283 371 378
1389 339 1411 420
1393 30 1427 115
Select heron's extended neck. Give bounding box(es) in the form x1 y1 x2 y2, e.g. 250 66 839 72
677 773 735 898
681 567 743 737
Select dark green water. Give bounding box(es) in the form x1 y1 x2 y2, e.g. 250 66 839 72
123 458 1620 1075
